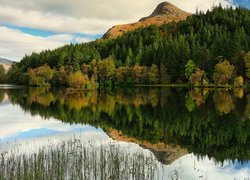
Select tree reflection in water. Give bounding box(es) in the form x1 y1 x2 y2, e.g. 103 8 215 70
4 87 250 164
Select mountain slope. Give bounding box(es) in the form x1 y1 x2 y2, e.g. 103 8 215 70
6 5 250 85
103 2 191 39
0 57 13 71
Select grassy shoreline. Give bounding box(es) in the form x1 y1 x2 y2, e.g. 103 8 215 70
0 139 160 180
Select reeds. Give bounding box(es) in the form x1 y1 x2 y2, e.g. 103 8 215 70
0 139 160 180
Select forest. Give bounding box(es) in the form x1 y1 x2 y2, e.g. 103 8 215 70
3 5 250 87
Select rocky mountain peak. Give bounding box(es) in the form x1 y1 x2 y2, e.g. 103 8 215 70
103 2 191 39
141 2 186 20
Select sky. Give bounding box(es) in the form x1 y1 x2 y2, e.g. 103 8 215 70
0 0 249 61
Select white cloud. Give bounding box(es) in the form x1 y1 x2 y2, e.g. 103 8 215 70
0 98 101 139
0 26 92 61
0 0 234 35
169 0 234 13
0 0 235 61
162 154 250 179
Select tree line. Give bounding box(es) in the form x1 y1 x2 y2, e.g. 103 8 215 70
4 5 250 87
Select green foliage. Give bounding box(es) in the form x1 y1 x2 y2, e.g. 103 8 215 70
27 64 55 86
52 66 68 86
213 60 235 85
159 64 171 84
97 56 116 86
185 60 196 79
245 51 250 78
0 65 5 83
185 94 196 112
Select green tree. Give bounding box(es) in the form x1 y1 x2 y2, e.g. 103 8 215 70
97 57 116 86
28 64 55 86
36 64 55 84
160 64 171 84
0 65 5 83
53 66 68 86
245 51 250 78
185 60 196 79
125 48 133 66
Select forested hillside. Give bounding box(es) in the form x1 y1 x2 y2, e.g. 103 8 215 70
6 5 250 87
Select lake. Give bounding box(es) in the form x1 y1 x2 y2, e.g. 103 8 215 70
0 87 250 179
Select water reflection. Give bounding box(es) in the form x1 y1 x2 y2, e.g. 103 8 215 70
0 90 3 103
1 87 250 178
213 90 235 114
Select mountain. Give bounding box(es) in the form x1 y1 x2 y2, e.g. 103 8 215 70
6 4 250 85
103 2 191 38
0 57 13 71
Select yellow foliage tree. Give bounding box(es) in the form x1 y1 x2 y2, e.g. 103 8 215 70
67 71 89 89
213 60 235 85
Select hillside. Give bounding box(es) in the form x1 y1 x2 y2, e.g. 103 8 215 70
5 4 250 86
0 57 13 71
103 2 191 38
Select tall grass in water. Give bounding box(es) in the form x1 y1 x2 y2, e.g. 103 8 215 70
0 139 160 180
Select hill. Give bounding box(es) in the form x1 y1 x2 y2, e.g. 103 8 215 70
0 57 13 71
5 4 250 86
103 2 191 38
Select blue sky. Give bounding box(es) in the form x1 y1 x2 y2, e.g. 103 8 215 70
235 0 250 8
0 0 248 61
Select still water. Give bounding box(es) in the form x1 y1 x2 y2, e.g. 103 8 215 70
0 87 250 179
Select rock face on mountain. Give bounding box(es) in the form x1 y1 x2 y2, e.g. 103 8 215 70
106 129 188 165
103 2 191 39
0 57 13 71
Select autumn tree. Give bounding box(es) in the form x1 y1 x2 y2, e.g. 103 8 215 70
36 64 54 84
213 91 235 114
148 64 159 84
116 66 131 85
234 76 244 87
132 65 144 84
213 60 235 85
28 64 55 86
81 63 89 76
189 68 205 86
67 71 88 89
28 69 42 86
